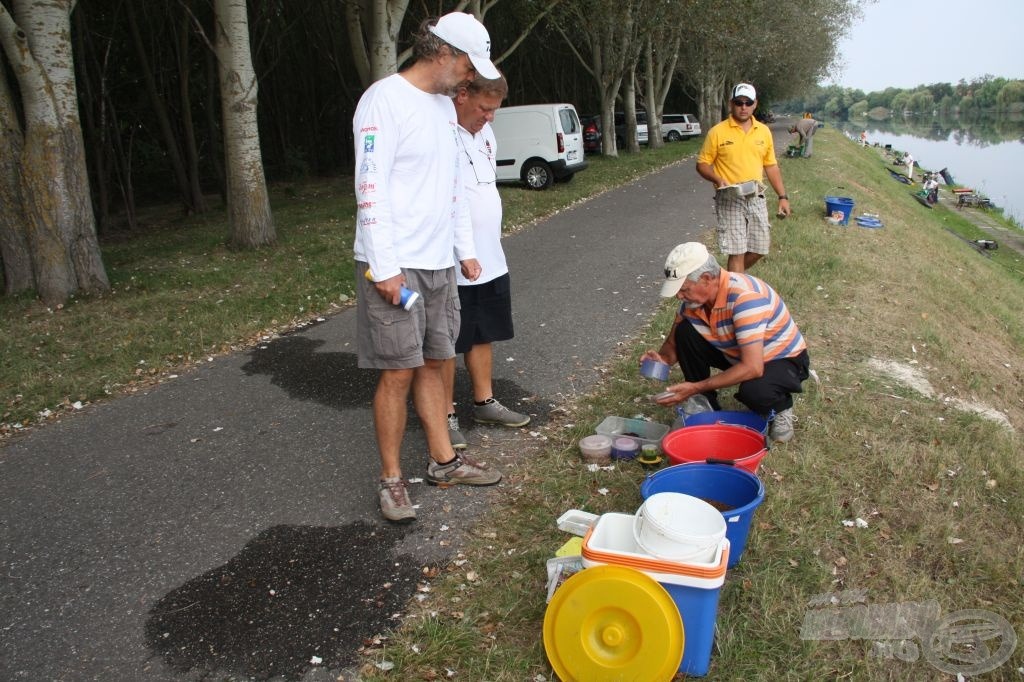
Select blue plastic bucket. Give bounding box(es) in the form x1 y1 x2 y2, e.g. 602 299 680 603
824 196 855 225
581 513 728 676
676 409 769 435
641 463 766 568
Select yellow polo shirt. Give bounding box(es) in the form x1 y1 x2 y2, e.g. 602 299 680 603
697 116 778 185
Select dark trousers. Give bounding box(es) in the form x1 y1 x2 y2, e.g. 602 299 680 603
674 320 810 415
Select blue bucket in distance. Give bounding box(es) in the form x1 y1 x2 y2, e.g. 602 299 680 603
678 409 769 435
641 463 765 568
824 196 855 225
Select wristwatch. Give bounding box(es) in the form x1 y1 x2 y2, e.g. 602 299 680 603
778 194 789 200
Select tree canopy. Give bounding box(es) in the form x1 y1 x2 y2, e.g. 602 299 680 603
1 0 862 303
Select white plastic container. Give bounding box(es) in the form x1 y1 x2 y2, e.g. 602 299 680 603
595 416 669 449
633 492 726 563
557 509 599 536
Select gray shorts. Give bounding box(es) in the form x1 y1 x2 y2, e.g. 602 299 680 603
356 262 460 369
715 191 771 255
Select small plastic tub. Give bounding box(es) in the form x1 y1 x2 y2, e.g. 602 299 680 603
611 437 639 461
579 434 613 464
640 358 670 381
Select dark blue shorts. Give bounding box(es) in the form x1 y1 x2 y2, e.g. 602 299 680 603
455 273 514 354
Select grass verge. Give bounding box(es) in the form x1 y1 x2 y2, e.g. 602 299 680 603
355 128 1024 680
0 140 699 432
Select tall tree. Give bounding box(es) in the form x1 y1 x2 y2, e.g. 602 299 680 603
214 0 274 248
556 0 647 156
0 62 34 294
640 3 684 150
0 0 109 305
345 0 410 87
346 1 562 88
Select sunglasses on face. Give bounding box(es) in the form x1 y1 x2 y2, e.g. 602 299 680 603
732 99 755 107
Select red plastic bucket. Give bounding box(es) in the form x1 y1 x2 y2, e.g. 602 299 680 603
660 424 768 473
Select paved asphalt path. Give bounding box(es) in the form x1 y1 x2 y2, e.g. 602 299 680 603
0 153 732 680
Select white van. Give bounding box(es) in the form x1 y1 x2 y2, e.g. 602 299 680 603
490 104 588 190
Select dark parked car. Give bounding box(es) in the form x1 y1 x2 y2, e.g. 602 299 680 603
581 115 602 154
614 111 648 145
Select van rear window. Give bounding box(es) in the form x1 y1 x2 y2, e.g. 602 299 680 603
559 110 579 133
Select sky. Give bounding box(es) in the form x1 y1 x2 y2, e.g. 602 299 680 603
828 0 1024 93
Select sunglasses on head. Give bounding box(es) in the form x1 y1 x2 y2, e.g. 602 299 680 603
732 99 755 107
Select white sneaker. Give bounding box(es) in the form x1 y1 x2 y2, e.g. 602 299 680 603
770 408 795 443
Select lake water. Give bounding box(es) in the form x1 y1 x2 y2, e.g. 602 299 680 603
831 116 1024 226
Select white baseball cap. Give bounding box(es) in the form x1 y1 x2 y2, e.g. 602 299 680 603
660 242 711 297
732 83 757 102
429 13 500 80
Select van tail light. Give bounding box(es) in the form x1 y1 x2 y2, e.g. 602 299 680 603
557 133 564 153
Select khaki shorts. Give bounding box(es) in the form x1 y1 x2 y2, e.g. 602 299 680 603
715 190 771 256
356 262 460 369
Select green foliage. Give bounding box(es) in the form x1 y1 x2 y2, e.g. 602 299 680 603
778 76 1024 119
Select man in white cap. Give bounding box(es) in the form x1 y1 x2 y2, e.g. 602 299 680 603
641 242 811 442
352 13 503 523
696 83 790 273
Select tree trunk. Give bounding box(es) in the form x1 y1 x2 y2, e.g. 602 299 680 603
642 39 663 150
126 1 196 215
623 73 640 153
0 64 35 294
205 45 226 204
346 0 410 87
176 2 207 213
214 0 274 249
16 0 110 295
1 1 109 305
72 5 115 233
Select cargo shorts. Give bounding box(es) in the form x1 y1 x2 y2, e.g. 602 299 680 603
356 262 460 369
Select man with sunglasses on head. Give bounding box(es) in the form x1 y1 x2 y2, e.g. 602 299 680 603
696 83 791 274
442 72 531 452
353 12 504 523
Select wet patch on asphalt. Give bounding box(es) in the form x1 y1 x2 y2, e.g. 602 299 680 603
240 336 552 428
145 522 423 680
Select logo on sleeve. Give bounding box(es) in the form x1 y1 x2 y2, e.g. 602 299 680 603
363 134 376 153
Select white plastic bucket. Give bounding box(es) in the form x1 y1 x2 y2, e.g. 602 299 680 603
633 493 726 562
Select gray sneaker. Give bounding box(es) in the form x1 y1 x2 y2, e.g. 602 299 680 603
426 454 502 488
378 477 416 523
770 408 795 443
472 398 530 427
447 413 468 450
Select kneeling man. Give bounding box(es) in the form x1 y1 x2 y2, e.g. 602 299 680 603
642 242 810 442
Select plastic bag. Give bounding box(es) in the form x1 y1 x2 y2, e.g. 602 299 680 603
670 394 713 430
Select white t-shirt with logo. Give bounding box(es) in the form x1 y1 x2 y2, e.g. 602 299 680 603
456 122 507 286
352 73 475 281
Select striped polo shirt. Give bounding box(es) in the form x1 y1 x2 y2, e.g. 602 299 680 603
681 271 806 363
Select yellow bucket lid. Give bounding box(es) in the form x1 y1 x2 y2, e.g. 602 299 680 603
543 565 684 681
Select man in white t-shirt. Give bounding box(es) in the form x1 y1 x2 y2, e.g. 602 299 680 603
443 73 530 452
353 13 503 523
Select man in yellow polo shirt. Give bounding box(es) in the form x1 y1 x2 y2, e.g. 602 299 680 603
696 83 790 273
